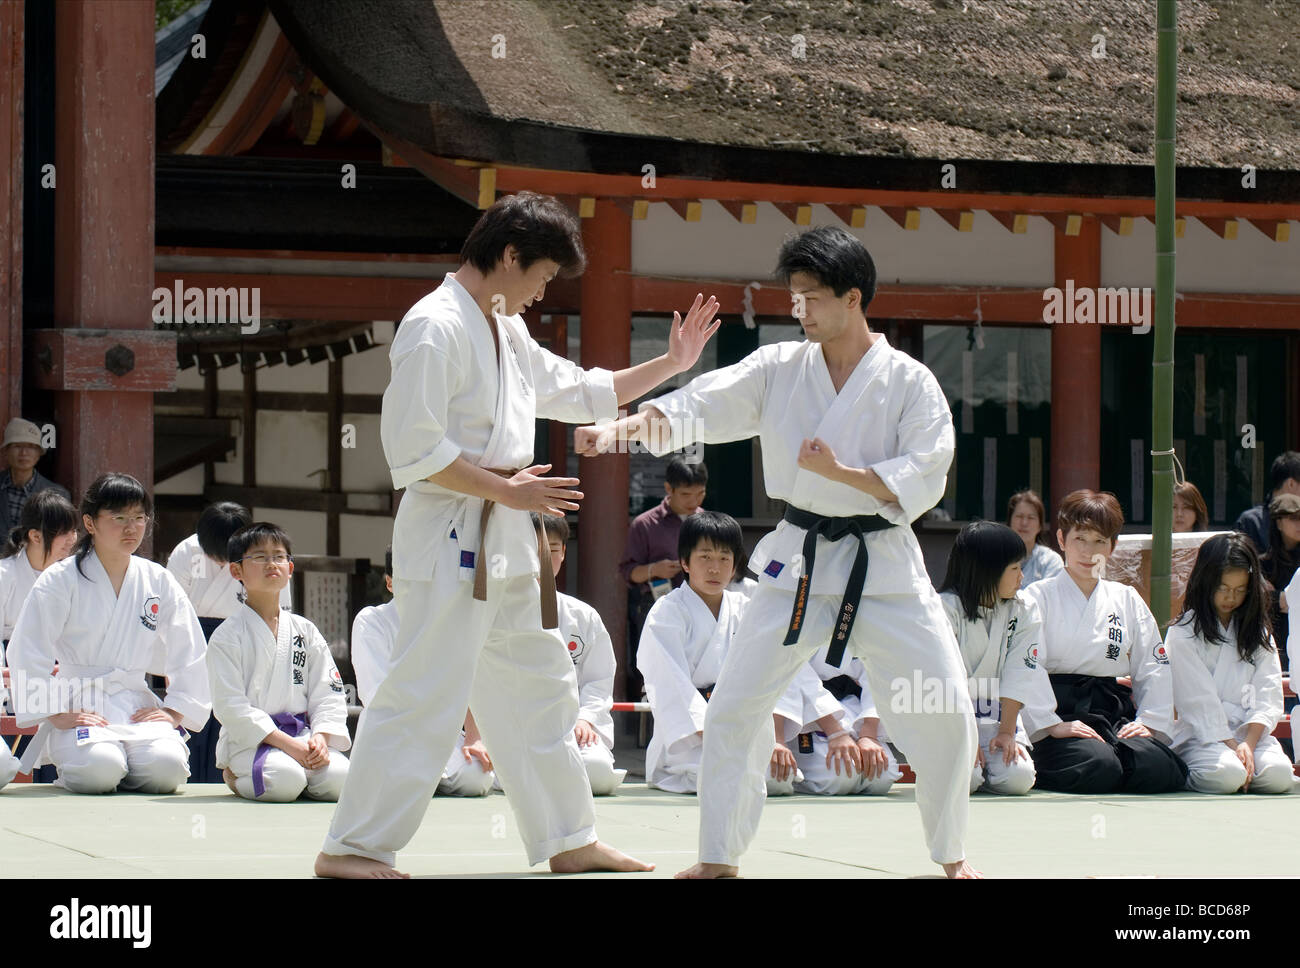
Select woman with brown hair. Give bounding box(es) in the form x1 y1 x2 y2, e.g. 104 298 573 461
1007 489 1063 588
1172 481 1209 533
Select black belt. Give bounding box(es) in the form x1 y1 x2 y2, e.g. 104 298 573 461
781 505 894 667
697 684 715 702
822 674 862 702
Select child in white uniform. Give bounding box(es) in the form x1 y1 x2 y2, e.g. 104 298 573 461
207 523 350 802
7 473 210 794
350 548 495 797
1168 533 1293 794
535 514 626 795
939 522 1058 795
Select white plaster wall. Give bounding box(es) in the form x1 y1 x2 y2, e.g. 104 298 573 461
255 410 327 489
257 508 325 556
631 201 1055 288
1102 217 1299 293
340 413 389 492
340 513 391 568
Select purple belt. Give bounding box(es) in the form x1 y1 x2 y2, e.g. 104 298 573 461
251 712 310 797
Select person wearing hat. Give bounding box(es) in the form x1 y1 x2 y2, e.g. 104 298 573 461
0 419 71 541
1261 492 1300 670
1234 451 1300 557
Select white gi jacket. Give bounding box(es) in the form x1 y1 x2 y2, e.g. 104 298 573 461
1024 571 1174 742
638 583 745 778
382 273 618 584
557 592 617 750
207 605 350 769
6 552 211 763
0 550 41 641
166 533 292 619
349 599 400 709
1167 614 1284 747
938 590 1060 742
641 336 952 598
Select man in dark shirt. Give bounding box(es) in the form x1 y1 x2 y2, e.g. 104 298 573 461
618 457 707 692
1234 451 1300 556
0 418 71 538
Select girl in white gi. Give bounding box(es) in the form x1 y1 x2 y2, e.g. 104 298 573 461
7 473 210 794
1007 489 1064 588
350 548 495 797
582 226 980 878
208 524 349 801
166 501 293 784
536 514 627 795
0 491 77 788
318 192 715 878
1022 490 1187 794
939 521 1059 795
639 512 782 794
1167 533 1293 794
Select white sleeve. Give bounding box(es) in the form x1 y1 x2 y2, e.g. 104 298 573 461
1001 599 1061 741
1127 590 1174 742
851 674 883 734
636 600 709 746
797 664 847 730
5 571 68 725
1167 621 1232 744
1246 639 1284 734
349 608 389 708
524 332 618 424
772 665 817 740
157 572 212 731
638 348 769 455
304 621 351 750
206 625 278 752
868 369 956 526
165 541 193 600
381 340 464 490
575 610 616 728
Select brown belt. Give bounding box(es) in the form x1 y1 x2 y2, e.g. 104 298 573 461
472 468 559 629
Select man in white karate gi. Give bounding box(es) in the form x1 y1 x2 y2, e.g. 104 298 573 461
578 226 980 878
315 191 719 878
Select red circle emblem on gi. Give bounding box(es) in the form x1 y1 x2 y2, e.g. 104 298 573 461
141 596 162 631
567 633 586 661
1153 643 1170 665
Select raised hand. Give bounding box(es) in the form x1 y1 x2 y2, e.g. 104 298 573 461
665 293 722 374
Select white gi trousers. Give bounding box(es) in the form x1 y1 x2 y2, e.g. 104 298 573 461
579 742 626 796
1174 734 1295 795
0 745 20 788
794 732 901 796
969 720 1036 795
698 585 977 866
438 733 495 798
322 569 596 867
227 726 350 803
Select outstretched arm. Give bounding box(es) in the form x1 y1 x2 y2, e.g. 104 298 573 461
611 294 721 406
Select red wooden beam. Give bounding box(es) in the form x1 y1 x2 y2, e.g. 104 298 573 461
1050 218 1102 511
0 0 23 429
26 330 177 392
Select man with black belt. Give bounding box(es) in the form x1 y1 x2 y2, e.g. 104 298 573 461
577 226 979 878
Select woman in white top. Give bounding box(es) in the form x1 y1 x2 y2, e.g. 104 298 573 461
1 489 79 649
1168 533 1292 794
1007 489 1064 588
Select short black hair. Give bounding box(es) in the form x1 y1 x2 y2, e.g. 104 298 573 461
459 191 586 279
774 225 877 307
531 511 570 544
1269 451 1300 492
678 510 744 564
384 545 392 578
665 456 708 488
73 473 153 578
196 501 251 562
227 522 293 564
3 489 78 562
939 521 1028 621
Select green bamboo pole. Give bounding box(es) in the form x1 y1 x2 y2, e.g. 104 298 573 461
1151 0 1177 632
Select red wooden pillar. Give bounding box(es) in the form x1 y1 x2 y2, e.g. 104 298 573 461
38 0 171 554
0 1 23 428
1049 217 1102 515
579 200 631 699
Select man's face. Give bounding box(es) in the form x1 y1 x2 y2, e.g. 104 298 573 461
666 483 705 516
497 248 559 316
5 443 40 473
788 271 859 343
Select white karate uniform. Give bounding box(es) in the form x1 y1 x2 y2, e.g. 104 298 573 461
350 600 494 797
1167 615 1293 794
557 592 626 796
7 551 210 794
207 605 351 802
939 591 1055 795
1286 569 1300 680
165 534 292 620
641 335 977 865
1019 542 1064 588
323 273 618 868
0 550 42 644
1022 571 1175 741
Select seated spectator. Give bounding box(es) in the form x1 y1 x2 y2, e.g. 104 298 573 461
1234 451 1300 555
1007 489 1063 588
1172 481 1209 533
1260 493 1300 646
0 418 70 541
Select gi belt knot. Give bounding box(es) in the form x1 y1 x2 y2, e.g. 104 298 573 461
473 468 560 630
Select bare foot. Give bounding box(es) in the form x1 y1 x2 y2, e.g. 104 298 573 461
222 768 238 794
942 859 983 879
314 851 410 879
549 840 655 873
674 862 740 879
